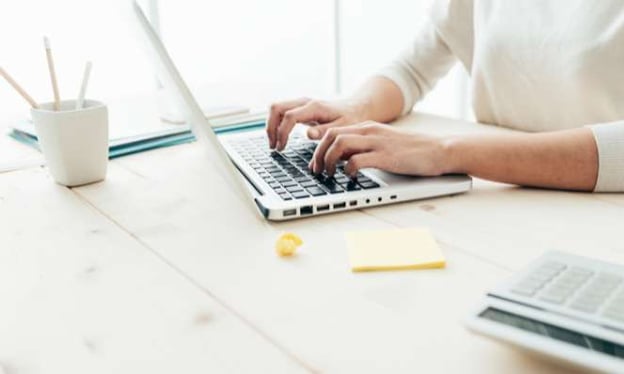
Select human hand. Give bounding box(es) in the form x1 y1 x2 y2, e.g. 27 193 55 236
309 122 453 177
266 97 368 150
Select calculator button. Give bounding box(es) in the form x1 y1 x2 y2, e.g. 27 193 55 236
541 261 567 272
511 285 539 297
595 273 622 287
539 291 568 305
584 279 620 298
602 305 624 323
511 278 546 297
569 301 599 314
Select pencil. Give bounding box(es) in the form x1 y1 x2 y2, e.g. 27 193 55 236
44 36 61 111
0 66 39 109
75 61 92 110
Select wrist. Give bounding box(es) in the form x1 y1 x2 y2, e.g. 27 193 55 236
440 136 468 175
343 96 373 123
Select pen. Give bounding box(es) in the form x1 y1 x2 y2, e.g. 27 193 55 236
0 66 39 109
75 61 92 110
44 36 61 111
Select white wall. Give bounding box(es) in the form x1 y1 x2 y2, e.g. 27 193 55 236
0 0 468 120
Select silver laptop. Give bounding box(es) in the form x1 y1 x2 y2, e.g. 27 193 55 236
133 1 472 221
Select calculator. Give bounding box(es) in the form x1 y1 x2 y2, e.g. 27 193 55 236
465 251 624 372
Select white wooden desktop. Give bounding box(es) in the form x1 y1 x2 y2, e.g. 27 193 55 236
1 111 623 374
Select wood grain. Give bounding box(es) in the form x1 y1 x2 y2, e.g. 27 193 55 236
0 168 307 374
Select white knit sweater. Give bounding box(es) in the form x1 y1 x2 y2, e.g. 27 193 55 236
379 0 624 191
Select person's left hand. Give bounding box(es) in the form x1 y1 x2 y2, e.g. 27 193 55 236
309 121 454 177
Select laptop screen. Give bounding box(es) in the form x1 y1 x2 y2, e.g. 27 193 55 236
480 308 624 359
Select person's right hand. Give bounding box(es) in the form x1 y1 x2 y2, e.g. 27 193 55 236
266 97 368 151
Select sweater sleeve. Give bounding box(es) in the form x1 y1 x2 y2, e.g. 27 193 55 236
588 121 624 192
376 0 474 116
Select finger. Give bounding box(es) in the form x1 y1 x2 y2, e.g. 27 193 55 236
266 97 310 148
276 100 327 150
323 135 377 176
344 152 383 177
312 125 369 174
307 118 346 140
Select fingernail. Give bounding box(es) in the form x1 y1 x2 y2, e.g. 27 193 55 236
308 128 319 138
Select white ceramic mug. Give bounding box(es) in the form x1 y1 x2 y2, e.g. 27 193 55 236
31 100 108 187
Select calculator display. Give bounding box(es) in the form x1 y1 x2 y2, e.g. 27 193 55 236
480 308 624 359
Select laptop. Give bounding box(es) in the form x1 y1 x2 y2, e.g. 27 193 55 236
132 1 472 221
466 251 624 372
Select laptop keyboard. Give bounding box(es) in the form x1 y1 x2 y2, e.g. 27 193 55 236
226 134 380 200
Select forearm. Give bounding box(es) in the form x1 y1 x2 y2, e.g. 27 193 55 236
348 76 405 124
445 128 599 191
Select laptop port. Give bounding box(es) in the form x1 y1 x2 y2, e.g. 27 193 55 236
283 209 297 217
390 195 397 200
333 202 346 209
317 204 330 212
300 206 313 215
349 200 357 206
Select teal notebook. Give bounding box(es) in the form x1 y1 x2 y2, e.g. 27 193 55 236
10 119 265 159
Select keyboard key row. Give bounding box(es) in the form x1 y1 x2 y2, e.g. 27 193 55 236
228 138 380 201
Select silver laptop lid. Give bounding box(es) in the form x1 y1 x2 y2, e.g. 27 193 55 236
132 0 264 219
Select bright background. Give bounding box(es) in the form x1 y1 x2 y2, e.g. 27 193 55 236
0 0 469 121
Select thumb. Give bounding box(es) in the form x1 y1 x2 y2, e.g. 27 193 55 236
307 119 345 139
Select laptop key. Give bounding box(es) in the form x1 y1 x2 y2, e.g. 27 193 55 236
279 193 292 201
281 181 298 188
322 180 344 194
301 180 319 188
344 181 361 191
286 186 304 193
292 191 310 199
359 180 380 189
306 186 327 196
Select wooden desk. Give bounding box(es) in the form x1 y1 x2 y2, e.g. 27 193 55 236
1 113 622 373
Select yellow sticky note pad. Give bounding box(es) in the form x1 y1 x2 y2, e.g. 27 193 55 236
345 228 445 272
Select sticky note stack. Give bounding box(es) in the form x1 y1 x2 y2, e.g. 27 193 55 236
345 228 446 272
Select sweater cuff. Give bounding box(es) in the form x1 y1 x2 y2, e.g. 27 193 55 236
375 68 417 117
588 121 624 192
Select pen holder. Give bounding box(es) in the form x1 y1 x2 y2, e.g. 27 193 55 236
31 100 108 187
